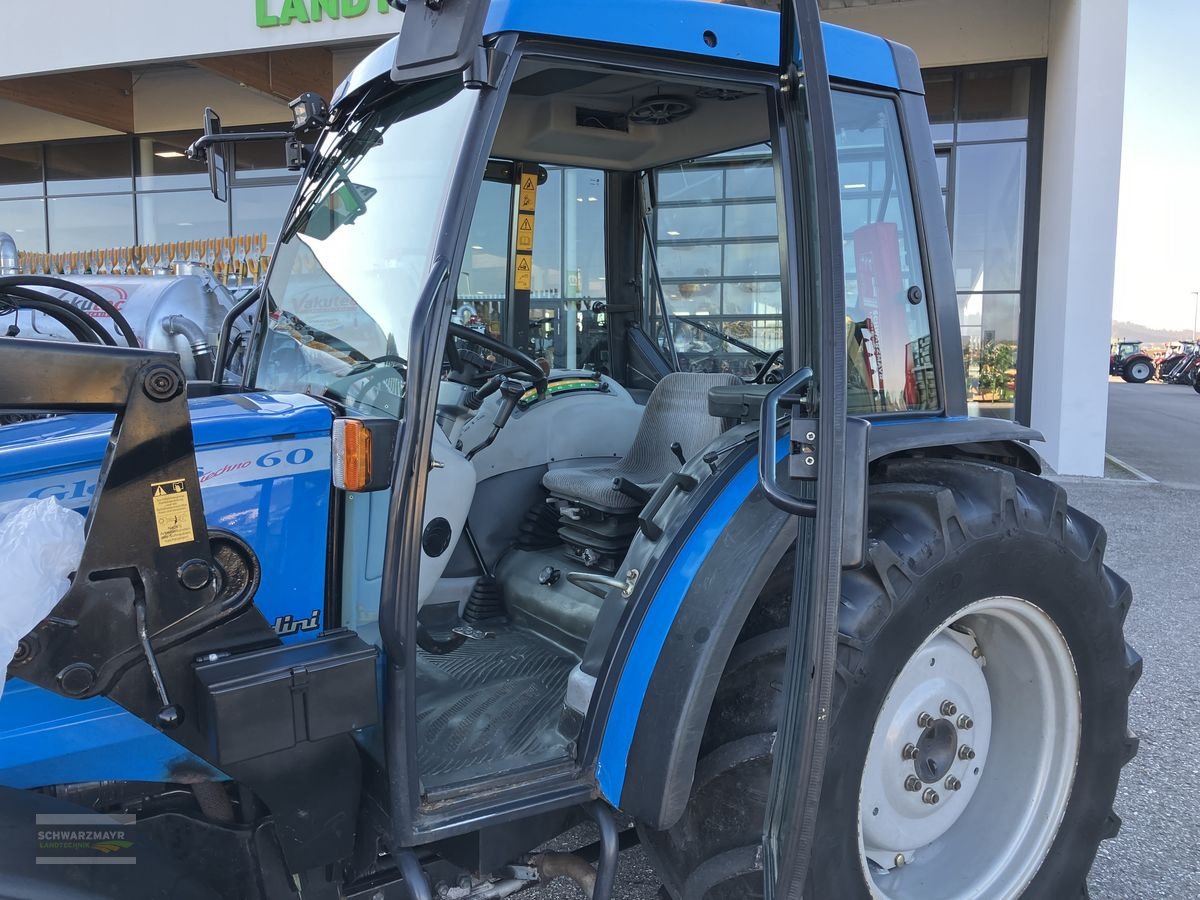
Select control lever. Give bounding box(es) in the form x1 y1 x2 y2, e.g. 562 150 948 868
669 441 686 466
464 374 503 411
134 599 184 728
466 379 525 461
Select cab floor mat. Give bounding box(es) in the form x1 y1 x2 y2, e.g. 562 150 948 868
415 626 577 788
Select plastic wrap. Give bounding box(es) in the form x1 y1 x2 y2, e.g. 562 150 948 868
0 498 85 700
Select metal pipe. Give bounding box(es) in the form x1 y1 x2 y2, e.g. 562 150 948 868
0 233 17 276
585 803 619 900
162 314 215 381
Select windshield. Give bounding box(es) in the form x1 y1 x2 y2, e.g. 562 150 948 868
253 77 477 417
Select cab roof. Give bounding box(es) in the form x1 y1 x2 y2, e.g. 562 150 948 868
484 0 902 89
334 0 915 109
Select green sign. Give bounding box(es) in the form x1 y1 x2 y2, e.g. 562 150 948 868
256 0 393 28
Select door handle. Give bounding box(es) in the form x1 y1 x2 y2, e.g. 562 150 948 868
758 366 817 517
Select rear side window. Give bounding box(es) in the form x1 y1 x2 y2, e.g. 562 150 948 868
833 91 938 414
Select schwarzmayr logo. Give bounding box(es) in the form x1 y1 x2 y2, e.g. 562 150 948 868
36 814 136 865
256 0 394 28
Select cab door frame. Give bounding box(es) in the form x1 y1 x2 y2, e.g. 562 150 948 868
760 2 854 897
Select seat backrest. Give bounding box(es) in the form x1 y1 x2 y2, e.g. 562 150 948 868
619 372 741 481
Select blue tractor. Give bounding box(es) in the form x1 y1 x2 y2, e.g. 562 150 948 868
0 1 1139 897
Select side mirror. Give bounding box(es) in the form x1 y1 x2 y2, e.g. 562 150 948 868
203 108 229 203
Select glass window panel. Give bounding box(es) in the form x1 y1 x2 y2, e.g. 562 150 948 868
135 131 209 190
231 184 295 253
564 169 605 300
657 165 722 203
658 205 722 241
46 139 132 196
722 281 781 316
458 179 511 307
724 201 776 238
952 142 1026 292
924 72 955 143
958 66 1030 141
136 190 228 246
0 144 43 199
664 281 720 316
532 168 562 298
0 198 47 254
834 90 937 414
723 241 780 278
724 159 774 198
659 243 722 280
48 194 134 253
960 292 1020 414
232 126 295 180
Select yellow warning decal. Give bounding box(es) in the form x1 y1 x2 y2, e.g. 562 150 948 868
151 478 195 547
514 253 533 291
517 214 535 251
518 173 539 213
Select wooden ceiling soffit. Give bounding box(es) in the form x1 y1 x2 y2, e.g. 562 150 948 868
0 68 135 133
193 48 334 104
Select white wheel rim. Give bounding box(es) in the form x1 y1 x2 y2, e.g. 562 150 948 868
857 596 1081 899
1130 362 1150 380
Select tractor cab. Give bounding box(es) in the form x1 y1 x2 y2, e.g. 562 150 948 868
0 2 1139 899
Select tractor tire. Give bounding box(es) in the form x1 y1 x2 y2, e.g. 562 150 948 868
1193 376 1200 395
1121 358 1153 383
640 458 1140 900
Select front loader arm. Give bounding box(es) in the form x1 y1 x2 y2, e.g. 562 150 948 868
2 338 259 728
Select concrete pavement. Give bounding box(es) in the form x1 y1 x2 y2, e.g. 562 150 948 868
1107 379 1200 486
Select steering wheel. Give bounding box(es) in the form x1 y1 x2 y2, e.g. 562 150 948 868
446 323 548 394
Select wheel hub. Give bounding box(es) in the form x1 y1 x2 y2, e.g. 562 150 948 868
860 631 992 864
856 597 1082 900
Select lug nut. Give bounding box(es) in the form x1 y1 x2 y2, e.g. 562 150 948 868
944 776 962 791
940 700 958 716
922 789 940 805
917 711 934 728
957 715 974 730
894 853 906 868
904 775 921 792
902 743 918 760
959 745 976 760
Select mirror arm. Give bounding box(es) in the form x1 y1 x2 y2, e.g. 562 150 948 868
185 130 295 162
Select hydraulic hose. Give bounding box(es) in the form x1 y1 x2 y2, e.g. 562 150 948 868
1 289 113 345
0 275 139 347
162 314 216 381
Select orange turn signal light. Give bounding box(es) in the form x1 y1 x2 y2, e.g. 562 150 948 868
332 419 373 492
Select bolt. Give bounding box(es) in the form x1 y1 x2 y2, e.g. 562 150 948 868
901 743 918 760
958 715 974 730
894 853 906 868
940 700 958 716
971 646 982 659
959 745 976 760
805 431 816 441
922 788 940 805
904 775 921 792
944 776 962 791
917 711 934 728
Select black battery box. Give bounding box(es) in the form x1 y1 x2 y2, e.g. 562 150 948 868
193 628 378 766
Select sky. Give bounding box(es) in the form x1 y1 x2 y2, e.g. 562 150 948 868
1112 0 1200 330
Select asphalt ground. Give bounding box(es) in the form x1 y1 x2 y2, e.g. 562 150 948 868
524 386 1198 898
1106 378 1200 486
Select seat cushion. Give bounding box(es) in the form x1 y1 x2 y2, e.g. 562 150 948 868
542 464 657 512
542 372 740 509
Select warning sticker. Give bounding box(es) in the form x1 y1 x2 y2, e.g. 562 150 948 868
518 174 539 213
517 214 535 251
151 479 195 547
514 254 533 291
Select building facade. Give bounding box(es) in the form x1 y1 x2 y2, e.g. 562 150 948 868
0 0 1128 475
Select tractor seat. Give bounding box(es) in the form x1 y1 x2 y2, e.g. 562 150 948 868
542 372 741 512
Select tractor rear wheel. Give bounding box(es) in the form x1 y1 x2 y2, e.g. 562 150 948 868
640 458 1139 900
1122 358 1153 383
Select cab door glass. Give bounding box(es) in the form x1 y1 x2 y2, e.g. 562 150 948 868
652 145 784 377
833 91 938 413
